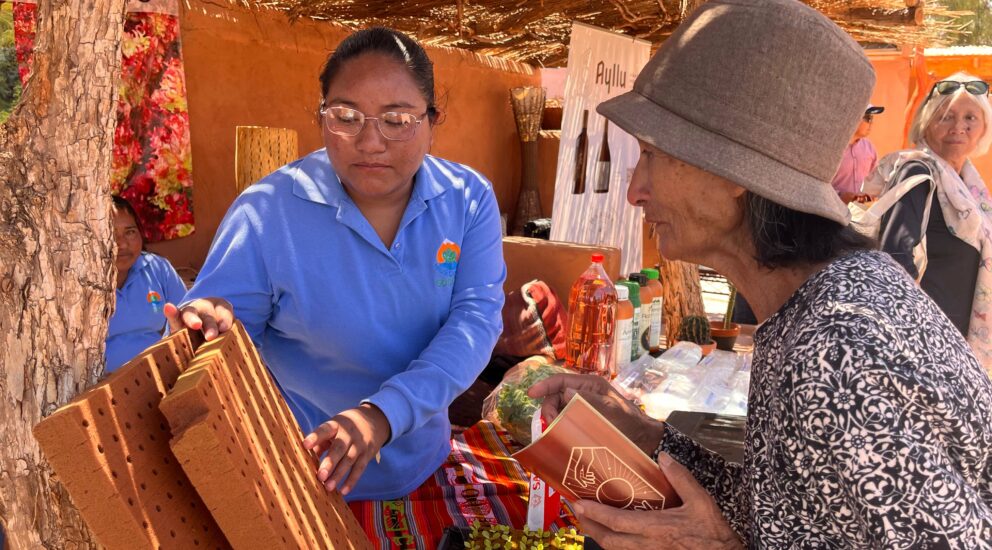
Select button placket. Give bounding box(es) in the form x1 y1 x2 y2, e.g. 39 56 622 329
390 240 404 267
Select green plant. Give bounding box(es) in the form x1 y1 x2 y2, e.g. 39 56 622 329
465 521 583 549
493 362 564 443
723 284 737 329
678 315 712 344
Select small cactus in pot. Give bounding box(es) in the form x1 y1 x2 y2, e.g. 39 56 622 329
711 284 742 352
678 315 716 357
678 315 712 345
723 285 738 330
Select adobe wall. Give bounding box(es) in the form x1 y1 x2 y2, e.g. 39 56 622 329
149 1 539 268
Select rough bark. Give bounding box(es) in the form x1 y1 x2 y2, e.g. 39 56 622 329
645 224 706 345
659 257 706 346
0 0 125 547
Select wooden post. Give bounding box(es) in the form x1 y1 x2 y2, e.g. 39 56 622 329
235 126 299 194
845 6 920 25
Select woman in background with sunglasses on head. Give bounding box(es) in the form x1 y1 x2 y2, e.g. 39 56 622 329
868 72 992 368
164 27 505 500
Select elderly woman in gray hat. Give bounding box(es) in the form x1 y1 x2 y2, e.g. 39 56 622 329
529 0 992 548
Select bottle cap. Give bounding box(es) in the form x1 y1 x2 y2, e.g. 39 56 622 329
641 268 660 280
591 253 605 263
628 273 648 286
617 281 640 302
616 285 629 301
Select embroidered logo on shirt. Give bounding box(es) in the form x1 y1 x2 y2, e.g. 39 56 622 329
434 240 460 287
147 290 163 313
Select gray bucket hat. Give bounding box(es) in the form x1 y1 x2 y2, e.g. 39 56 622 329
598 0 874 225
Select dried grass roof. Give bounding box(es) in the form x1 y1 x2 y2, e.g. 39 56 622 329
243 0 971 66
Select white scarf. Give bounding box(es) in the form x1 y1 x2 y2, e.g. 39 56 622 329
866 144 992 371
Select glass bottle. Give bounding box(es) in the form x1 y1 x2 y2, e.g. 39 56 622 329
594 119 610 193
573 110 589 194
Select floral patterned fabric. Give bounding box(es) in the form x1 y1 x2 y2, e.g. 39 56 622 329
659 250 992 548
10 0 194 241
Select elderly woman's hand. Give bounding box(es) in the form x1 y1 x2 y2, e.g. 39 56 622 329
163 299 235 341
574 453 743 550
527 373 665 456
303 403 391 497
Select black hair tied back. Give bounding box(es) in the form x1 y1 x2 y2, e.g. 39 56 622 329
319 27 439 124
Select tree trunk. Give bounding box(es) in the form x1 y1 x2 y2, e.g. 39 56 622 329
0 0 124 547
659 258 706 346
645 224 706 345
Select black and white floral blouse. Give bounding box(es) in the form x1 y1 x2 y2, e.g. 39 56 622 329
659 250 992 548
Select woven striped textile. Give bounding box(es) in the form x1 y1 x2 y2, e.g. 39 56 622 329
348 422 575 549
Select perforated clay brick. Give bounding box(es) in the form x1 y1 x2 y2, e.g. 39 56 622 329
159 322 372 550
33 330 231 550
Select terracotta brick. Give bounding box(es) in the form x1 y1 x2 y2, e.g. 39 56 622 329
160 322 371 550
33 331 231 550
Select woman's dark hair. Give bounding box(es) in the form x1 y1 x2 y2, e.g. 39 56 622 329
112 195 146 250
319 27 440 123
743 191 874 269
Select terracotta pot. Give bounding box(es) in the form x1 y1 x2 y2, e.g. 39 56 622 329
673 339 716 357
699 340 716 356
710 320 740 352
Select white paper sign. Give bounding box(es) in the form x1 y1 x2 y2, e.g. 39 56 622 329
550 22 651 275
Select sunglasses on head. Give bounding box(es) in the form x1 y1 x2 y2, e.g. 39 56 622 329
928 80 990 98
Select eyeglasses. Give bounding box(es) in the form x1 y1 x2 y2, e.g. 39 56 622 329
862 114 874 123
320 105 426 141
927 80 990 99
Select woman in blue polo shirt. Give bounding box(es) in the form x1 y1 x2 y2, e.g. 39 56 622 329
165 27 506 501
106 196 187 372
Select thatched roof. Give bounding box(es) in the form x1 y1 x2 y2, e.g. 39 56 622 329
244 0 971 67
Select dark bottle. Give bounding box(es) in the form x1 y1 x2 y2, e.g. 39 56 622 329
594 119 611 193
573 110 589 194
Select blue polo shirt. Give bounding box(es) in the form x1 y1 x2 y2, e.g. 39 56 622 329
185 149 506 500
106 252 187 372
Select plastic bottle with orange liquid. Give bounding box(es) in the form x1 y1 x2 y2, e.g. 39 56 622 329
565 254 617 378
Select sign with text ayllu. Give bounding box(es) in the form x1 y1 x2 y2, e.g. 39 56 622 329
550 23 651 275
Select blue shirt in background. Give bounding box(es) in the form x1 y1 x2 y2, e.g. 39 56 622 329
184 150 506 500
106 252 187 372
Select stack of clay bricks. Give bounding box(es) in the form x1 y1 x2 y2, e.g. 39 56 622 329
34 324 371 550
